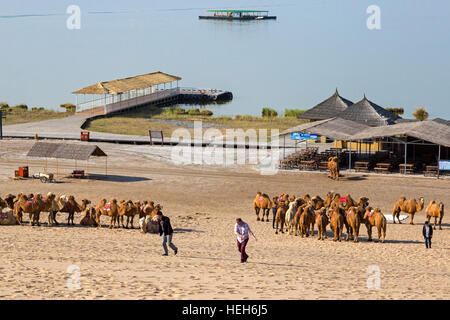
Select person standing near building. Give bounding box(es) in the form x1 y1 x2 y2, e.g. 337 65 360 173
234 218 257 263
157 211 178 256
423 221 433 249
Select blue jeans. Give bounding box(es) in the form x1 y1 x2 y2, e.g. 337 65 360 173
424 237 432 248
162 234 178 254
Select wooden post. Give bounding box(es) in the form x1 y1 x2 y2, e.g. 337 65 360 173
106 157 108 177
404 137 407 175
437 145 441 179
349 140 352 171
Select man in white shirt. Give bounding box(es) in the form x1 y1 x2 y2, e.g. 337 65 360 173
234 218 257 263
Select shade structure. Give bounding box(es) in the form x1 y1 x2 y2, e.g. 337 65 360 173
337 95 399 127
298 89 353 121
27 142 107 160
351 119 450 147
72 71 182 95
281 117 370 140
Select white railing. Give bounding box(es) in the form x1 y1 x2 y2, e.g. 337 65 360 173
76 88 180 114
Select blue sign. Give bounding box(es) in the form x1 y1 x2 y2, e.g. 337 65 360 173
439 160 450 171
290 133 318 141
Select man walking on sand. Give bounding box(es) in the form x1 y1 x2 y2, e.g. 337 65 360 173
157 211 178 256
234 218 257 263
423 221 433 249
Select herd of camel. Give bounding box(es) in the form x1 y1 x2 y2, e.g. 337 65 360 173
0 193 162 230
253 191 445 243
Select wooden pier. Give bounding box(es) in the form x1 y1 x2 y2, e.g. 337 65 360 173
199 10 276 21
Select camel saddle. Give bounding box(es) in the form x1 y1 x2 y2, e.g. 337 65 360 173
103 203 111 211
0 212 8 219
257 196 264 203
367 210 375 218
26 199 36 205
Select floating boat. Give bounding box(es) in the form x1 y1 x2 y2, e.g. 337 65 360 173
199 10 277 21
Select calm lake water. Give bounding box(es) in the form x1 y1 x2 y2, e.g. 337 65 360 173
1 1 449 118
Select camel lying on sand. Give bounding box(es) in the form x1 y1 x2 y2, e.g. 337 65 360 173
392 197 424 225
80 208 98 227
426 200 444 230
363 207 387 243
253 192 272 222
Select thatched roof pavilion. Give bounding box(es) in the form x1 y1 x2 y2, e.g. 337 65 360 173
336 95 399 127
298 89 354 121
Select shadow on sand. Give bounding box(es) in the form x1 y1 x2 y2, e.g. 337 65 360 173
87 174 151 183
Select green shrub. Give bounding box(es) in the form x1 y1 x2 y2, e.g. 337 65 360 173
13 104 28 110
262 107 278 118
235 115 256 121
60 103 76 113
284 109 306 118
200 109 213 116
188 108 201 116
215 116 232 121
173 106 187 115
413 107 429 121
386 107 404 116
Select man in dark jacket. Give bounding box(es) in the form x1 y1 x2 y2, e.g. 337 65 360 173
422 221 433 248
157 211 178 256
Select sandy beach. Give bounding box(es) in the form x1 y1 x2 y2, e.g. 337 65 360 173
0 139 448 300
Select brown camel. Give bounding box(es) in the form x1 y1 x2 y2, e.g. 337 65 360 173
310 195 325 210
324 191 334 208
253 192 272 222
58 195 88 225
328 157 339 180
119 200 140 228
315 208 329 240
299 205 316 237
363 207 387 243
328 207 344 242
14 194 45 226
342 194 358 211
140 201 155 219
328 193 341 211
37 193 61 226
275 200 289 234
80 208 98 227
392 196 424 225
151 204 163 218
95 198 120 229
293 203 307 236
345 207 361 242
3 194 16 210
426 200 444 230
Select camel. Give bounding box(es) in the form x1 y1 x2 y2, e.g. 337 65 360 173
315 208 329 240
58 195 89 225
293 203 307 236
14 194 45 226
80 208 98 227
324 191 334 208
95 198 120 229
342 194 358 211
38 193 61 226
363 207 387 243
328 193 341 211
285 198 302 235
253 192 272 222
310 195 325 210
0 197 7 210
3 194 16 210
119 200 140 228
345 207 361 242
328 207 344 242
328 157 339 180
139 201 154 218
299 205 316 237
426 200 444 230
275 200 289 234
140 215 160 234
392 196 424 225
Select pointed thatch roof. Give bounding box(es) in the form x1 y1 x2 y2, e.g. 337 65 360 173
72 71 182 95
27 142 107 160
298 89 354 121
337 95 399 127
281 117 370 140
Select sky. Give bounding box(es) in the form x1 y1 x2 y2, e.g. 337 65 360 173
0 0 449 119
